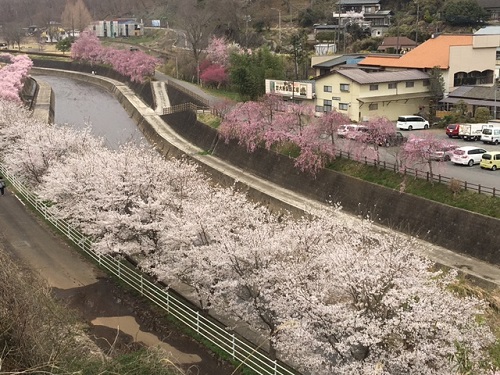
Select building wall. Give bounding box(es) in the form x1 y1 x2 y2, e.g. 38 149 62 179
448 44 496 93
316 73 429 121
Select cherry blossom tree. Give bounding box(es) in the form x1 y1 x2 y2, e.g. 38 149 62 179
219 100 271 152
0 53 33 102
402 133 456 179
71 31 159 82
0 98 497 374
199 62 228 88
358 116 399 163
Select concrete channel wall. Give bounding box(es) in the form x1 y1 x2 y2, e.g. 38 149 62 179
30 66 500 267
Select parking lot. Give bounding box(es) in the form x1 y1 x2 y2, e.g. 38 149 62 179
337 126 500 192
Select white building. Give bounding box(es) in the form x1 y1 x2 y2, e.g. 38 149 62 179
91 19 144 38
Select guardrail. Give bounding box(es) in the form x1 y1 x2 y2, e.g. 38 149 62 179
162 102 206 115
0 164 298 375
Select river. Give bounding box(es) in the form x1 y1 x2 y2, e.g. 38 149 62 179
33 75 147 149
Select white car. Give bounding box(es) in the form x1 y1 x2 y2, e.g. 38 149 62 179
396 115 429 130
337 124 358 138
451 146 487 166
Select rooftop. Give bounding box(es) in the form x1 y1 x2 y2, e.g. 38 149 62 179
336 68 429 84
359 34 474 69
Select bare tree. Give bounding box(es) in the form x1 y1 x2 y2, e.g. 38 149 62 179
174 0 221 83
3 22 24 49
61 0 93 35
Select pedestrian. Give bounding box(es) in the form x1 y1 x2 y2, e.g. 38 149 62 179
0 176 5 195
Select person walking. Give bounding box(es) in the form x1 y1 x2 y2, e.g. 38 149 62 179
0 176 6 195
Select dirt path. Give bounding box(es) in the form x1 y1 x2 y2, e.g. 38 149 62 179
0 190 236 375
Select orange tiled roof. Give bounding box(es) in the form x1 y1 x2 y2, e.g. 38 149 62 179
360 34 473 70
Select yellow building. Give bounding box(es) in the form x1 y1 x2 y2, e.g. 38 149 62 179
315 68 430 122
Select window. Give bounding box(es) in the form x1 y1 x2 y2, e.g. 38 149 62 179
388 82 397 89
370 84 379 91
340 84 350 92
324 85 332 93
369 103 378 110
423 79 430 86
323 100 332 112
339 103 349 110
406 81 415 88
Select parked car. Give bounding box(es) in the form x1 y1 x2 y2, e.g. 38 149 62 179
337 124 367 140
451 146 487 166
446 123 460 138
346 125 369 140
480 151 500 170
337 124 357 138
431 144 459 161
396 115 429 130
381 131 407 147
481 127 500 145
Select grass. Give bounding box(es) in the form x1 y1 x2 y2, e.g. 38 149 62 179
325 157 500 218
202 86 242 102
197 112 221 128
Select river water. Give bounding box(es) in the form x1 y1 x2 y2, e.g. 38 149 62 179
33 75 147 149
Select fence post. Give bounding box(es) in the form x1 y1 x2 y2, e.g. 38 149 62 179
494 187 496 197
464 181 468 190
478 185 481 194
426 172 429 181
196 311 200 334
232 334 236 359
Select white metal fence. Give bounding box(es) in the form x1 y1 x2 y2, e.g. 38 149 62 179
0 165 298 375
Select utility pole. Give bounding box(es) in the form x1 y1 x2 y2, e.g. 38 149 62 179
415 1 419 45
271 8 281 47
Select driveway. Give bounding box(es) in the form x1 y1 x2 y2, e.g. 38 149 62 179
0 189 235 374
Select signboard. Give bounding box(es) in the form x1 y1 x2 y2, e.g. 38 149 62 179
265 79 314 100
152 20 161 27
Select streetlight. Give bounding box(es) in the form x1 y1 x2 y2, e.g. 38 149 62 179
271 8 281 47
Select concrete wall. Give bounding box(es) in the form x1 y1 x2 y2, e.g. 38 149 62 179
30 78 54 124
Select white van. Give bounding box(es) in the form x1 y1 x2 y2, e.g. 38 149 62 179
481 127 500 145
396 115 429 130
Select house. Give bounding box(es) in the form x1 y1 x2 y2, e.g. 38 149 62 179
314 68 430 122
477 0 500 22
358 34 499 96
377 36 417 53
474 26 500 77
311 53 371 77
90 18 144 38
439 85 500 120
333 0 393 38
